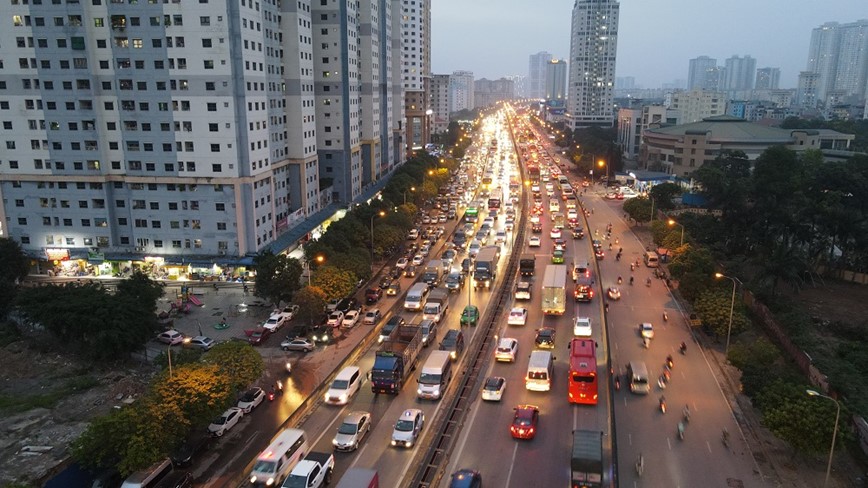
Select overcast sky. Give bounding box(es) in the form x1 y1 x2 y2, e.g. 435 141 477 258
431 0 867 89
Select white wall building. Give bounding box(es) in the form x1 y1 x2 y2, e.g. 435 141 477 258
566 0 619 129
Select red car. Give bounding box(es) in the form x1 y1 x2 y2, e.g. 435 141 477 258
510 405 539 439
245 327 271 346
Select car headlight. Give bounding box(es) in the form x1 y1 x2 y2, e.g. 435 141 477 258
332 439 339 446
391 439 397 446
250 476 258 483
417 388 424 395
339 393 347 402
265 478 275 486
450 351 456 359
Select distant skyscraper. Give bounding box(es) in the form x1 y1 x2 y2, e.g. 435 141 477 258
796 71 821 108
430 74 451 135
806 20 868 102
567 0 620 129
528 52 552 100
505 75 528 98
449 71 475 113
723 55 757 92
473 79 515 109
616 77 636 89
687 56 717 91
755 68 781 90
398 0 432 152
545 60 568 101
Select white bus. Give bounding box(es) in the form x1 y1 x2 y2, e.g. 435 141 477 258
249 428 309 486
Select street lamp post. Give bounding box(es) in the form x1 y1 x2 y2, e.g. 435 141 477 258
667 219 685 246
370 211 385 272
403 186 416 205
306 255 324 286
714 272 742 354
806 389 841 488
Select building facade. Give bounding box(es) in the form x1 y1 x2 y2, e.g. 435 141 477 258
755 67 781 90
398 0 431 153
0 0 403 267
617 105 677 160
566 0 619 130
669 90 726 124
687 56 718 91
796 71 821 108
473 78 515 109
722 55 756 92
527 51 552 100
430 74 450 134
806 20 868 104
449 70 474 113
545 59 567 101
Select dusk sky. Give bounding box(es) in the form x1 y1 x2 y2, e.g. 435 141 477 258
431 0 867 89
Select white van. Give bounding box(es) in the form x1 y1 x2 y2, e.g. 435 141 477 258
525 350 554 392
628 361 650 395
324 366 362 405
121 458 173 488
404 282 429 311
417 350 452 400
249 428 309 486
643 251 659 268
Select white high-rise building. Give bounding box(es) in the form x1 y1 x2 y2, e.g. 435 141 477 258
755 68 781 90
807 20 868 103
545 60 568 101
528 52 552 100
430 74 451 135
0 0 400 266
567 0 620 129
723 55 757 92
449 71 475 114
670 90 727 124
687 56 718 91
397 0 431 152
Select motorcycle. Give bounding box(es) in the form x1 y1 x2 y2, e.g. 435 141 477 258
267 389 276 402
285 361 293 375
683 405 691 423
659 396 667 414
646 278 652 287
677 421 685 440
679 342 687 355
663 310 669 322
666 355 674 369
617 276 623 285
630 263 635 271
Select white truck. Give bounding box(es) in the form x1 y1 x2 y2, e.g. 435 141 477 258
541 264 567 316
282 451 334 488
422 288 449 323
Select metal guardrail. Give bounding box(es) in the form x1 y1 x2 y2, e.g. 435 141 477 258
409 113 529 488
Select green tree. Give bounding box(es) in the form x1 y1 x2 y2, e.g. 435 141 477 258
253 251 303 306
622 196 652 223
0 239 30 319
329 250 370 282
202 341 264 392
15 282 156 362
151 362 233 426
311 265 356 301
372 224 405 259
753 241 808 296
115 270 164 312
728 337 780 371
692 288 750 339
759 380 848 455
293 286 327 326
648 182 681 210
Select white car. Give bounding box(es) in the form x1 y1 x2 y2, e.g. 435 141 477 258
391 409 425 448
333 411 371 452
528 236 541 247
481 376 506 402
184 335 215 351
363 309 382 325
412 254 425 266
507 307 528 326
236 387 265 413
327 311 344 327
640 322 655 339
396 257 409 269
342 310 361 328
495 230 507 245
550 228 562 239
263 312 288 332
573 317 592 337
567 209 578 220
282 304 299 321
208 407 243 437
495 338 518 362
157 330 185 345
530 215 541 224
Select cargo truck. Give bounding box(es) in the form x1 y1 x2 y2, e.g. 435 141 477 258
519 254 536 276
541 264 567 315
473 246 501 289
422 288 449 323
370 325 422 394
570 430 603 488
335 468 378 488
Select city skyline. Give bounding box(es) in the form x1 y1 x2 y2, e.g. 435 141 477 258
431 0 866 88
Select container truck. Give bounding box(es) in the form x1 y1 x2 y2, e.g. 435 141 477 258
473 246 501 289
570 430 603 488
541 264 567 315
370 325 422 394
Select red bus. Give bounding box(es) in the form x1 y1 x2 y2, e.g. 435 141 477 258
568 339 598 405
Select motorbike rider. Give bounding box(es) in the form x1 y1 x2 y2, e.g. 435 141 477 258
630 276 634 285
666 354 674 368
680 341 687 354
617 276 623 284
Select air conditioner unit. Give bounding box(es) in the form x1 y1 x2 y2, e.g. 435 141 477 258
134 247 143 252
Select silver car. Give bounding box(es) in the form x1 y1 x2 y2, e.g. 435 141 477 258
333 411 371 451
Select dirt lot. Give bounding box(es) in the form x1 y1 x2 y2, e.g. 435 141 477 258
791 277 868 326
0 341 151 486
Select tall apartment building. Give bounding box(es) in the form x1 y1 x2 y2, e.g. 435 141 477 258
755 67 781 90
687 56 717 91
566 0 619 129
527 51 552 100
796 71 821 108
722 55 756 92
506 74 527 98
545 59 567 101
449 70 474 114
806 20 868 103
430 74 450 134
473 78 515 109
397 0 431 153
670 90 726 123
0 0 404 267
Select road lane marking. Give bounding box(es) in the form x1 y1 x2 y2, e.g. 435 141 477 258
348 444 369 468
504 442 519 487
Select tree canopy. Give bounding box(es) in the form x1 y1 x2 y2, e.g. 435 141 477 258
253 251 303 306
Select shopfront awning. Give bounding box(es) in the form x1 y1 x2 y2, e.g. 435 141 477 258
266 203 339 255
